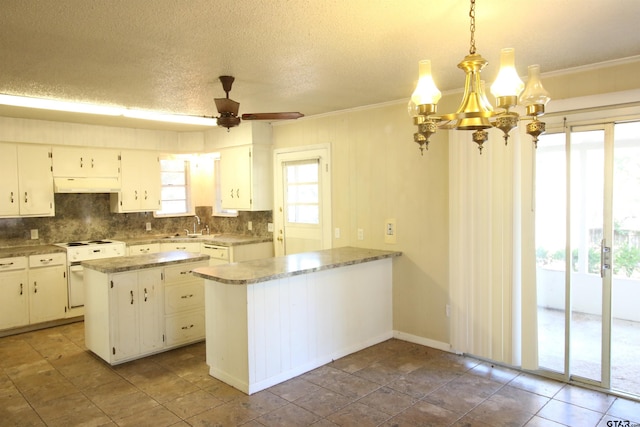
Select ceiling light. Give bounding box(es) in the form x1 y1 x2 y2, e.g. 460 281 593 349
0 94 218 127
408 0 550 154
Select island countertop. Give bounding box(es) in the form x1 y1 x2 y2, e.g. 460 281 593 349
192 246 401 285
82 251 209 274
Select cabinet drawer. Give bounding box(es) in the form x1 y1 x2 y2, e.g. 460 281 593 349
165 310 205 347
28 253 66 268
129 243 160 255
0 256 27 271
160 242 201 253
165 282 204 314
164 261 208 284
201 244 229 260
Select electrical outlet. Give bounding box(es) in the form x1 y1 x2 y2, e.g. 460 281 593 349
145 222 152 231
446 304 451 317
357 228 364 240
30 229 39 240
335 227 341 239
247 221 253 231
267 222 274 232
384 218 396 244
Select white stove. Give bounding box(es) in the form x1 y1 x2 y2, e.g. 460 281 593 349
55 239 126 307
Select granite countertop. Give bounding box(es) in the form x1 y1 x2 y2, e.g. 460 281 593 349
192 246 402 285
82 251 210 274
0 244 67 259
122 234 272 247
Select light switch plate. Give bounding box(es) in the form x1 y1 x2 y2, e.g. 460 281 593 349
30 229 39 240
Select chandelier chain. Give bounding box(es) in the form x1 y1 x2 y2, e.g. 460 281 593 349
469 0 476 55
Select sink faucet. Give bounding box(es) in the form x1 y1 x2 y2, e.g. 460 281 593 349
193 215 201 234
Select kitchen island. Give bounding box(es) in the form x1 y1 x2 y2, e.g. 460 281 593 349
192 246 401 394
83 251 209 365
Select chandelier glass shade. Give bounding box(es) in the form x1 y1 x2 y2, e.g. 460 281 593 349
409 0 550 154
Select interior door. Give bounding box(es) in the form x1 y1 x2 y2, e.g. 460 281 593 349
536 120 640 396
273 146 331 256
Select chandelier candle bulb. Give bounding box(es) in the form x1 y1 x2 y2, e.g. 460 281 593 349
491 48 525 108
520 64 551 117
410 60 442 108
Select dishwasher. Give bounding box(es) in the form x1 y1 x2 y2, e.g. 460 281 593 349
200 243 230 266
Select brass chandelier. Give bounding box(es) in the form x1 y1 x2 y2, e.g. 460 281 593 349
408 0 550 154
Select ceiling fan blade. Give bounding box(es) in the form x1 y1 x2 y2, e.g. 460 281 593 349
241 112 304 121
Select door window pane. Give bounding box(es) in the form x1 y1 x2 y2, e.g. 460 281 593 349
285 160 319 225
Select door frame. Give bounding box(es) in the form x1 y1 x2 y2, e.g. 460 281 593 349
273 144 332 256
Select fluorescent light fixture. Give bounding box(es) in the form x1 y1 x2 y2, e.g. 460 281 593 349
123 110 217 126
0 94 123 116
0 94 218 127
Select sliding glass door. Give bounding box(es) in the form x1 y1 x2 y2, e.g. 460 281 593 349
535 120 640 396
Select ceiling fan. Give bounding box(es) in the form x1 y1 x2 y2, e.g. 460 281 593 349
214 75 304 130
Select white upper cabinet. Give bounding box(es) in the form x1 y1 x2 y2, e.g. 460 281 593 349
52 146 120 178
0 143 54 218
220 144 273 211
110 150 161 213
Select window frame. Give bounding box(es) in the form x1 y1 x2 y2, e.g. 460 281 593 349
153 155 194 218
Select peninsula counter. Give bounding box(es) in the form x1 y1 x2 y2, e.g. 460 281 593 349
192 246 401 394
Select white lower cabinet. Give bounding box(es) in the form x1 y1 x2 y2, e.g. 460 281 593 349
0 257 29 330
0 253 67 332
163 261 207 347
84 260 206 365
109 269 164 363
28 253 68 324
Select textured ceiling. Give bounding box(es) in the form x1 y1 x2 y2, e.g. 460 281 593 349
1 0 640 130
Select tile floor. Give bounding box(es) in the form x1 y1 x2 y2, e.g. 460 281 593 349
1 322 639 427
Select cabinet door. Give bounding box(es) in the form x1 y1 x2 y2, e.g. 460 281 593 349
17 145 54 216
138 269 164 353
113 150 161 212
87 148 120 178
52 146 120 178
220 146 252 210
110 272 140 362
0 270 29 330
29 265 67 324
0 144 20 217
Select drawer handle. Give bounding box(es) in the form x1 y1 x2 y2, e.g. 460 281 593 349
177 247 186 250
181 324 195 330
179 270 193 275
180 294 194 299
0 262 14 267
40 258 54 263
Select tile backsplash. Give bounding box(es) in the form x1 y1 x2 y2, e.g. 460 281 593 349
0 193 272 247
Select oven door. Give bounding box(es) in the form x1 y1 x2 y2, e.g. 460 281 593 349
68 262 84 308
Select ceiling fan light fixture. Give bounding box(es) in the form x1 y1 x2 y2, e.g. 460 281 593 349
409 0 550 154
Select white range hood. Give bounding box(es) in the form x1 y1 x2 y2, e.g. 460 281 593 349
54 177 121 193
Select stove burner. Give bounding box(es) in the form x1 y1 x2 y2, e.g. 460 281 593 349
67 242 88 247
88 240 112 244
